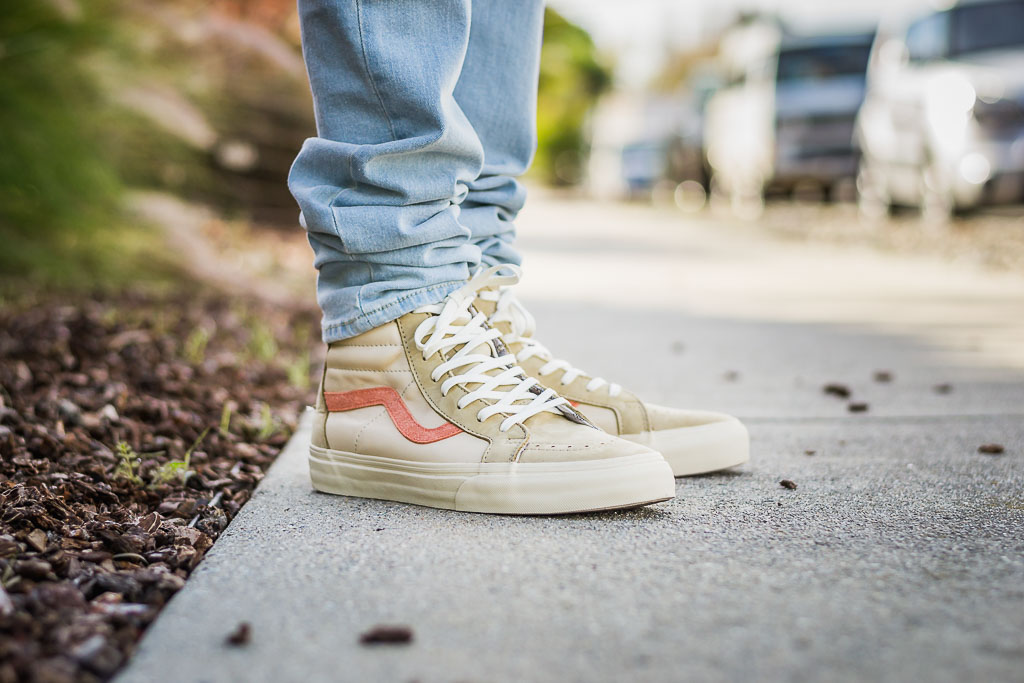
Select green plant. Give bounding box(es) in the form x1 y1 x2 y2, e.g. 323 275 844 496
150 427 208 486
219 402 234 436
183 327 210 364
257 403 280 441
246 320 278 362
113 442 143 486
535 8 613 185
286 351 311 390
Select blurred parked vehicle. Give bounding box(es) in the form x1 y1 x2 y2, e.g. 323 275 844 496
663 68 719 207
617 68 719 206
703 16 780 212
856 0 1024 221
704 20 873 210
621 139 670 198
772 33 873 199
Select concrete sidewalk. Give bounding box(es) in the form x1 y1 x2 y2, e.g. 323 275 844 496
117 197 1024 682
117 308 1024 683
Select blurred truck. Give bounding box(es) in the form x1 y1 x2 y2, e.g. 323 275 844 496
702 16 780 211
704 23 873 209
855 0 1024 220
618 67 719 205
772 33 873 199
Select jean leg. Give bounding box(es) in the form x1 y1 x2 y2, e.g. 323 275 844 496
289 0 484 342
453 0 545 267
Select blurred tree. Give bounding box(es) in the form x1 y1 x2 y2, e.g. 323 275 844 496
0 0 606 293
651 43 717 93
103 2 313 225
0 0 313 290
536 8 612 186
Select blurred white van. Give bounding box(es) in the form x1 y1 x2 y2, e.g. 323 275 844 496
855 0 1024 220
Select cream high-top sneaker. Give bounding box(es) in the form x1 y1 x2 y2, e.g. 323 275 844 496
477 284 750 477
308 267 675 514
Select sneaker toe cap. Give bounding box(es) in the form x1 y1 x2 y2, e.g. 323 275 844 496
644 402 742 431
517 423 660 464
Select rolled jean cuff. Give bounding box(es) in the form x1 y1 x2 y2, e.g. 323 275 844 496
320 279 464 343
478 237 522 268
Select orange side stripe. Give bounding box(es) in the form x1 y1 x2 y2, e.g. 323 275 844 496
323 387 463 444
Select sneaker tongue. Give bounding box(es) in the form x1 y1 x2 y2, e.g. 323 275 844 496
473 294 498 318
477 288 533 352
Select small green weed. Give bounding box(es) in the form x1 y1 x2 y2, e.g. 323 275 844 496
287 352 310 390
113 442 144 486
183 327 210 364
219 402 233 436
257 403 280 441
150 427 209 486
246 321 278 362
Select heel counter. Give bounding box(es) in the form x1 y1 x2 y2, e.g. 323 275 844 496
311 352 329 449
311 409 329 449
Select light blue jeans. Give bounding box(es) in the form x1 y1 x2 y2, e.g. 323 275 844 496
289 0 544 341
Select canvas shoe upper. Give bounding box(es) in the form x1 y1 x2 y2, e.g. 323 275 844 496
476 283 750 477
308 266 675 514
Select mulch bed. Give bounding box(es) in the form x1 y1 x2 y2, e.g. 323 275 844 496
0 291 319 682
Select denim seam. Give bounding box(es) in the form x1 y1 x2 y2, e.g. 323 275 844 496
354 0 397 142
359 262 372 315
323 280 462 333
327 185 347 242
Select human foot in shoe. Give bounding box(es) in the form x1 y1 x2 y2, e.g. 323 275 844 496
307 267 675 514
477 284 750 477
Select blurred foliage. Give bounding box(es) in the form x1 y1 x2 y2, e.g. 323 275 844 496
0 0 313 292
0 0 605 295
536 8 613 186
106 1 312 222
0 1 150 289
651 44 718 93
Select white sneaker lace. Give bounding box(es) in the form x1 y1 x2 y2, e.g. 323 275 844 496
413 265 568 432
479 286 622 397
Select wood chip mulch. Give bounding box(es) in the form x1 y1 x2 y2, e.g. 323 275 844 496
0 292 318 682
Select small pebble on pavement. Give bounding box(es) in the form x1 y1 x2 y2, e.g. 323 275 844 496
226 622 251 646
360 625 414 645
824 383 851 399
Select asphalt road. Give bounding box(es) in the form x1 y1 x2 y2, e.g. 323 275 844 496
117 196 1024 683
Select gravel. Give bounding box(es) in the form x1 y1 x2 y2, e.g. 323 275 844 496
0 292 317 682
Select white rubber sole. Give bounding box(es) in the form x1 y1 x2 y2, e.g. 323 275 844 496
623 417 750 477
308 445 675 515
